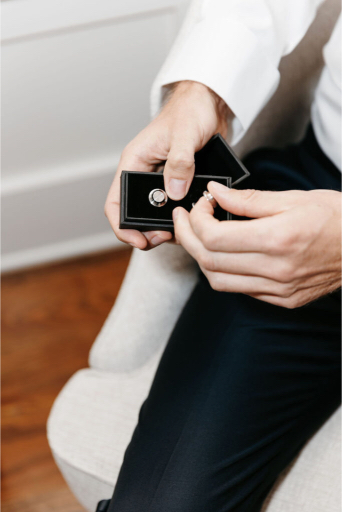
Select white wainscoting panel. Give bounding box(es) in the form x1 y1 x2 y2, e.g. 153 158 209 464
2 0 188 271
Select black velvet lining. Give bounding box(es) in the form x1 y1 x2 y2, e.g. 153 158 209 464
124 172 230 222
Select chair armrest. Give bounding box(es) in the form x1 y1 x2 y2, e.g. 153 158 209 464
89 243 198 373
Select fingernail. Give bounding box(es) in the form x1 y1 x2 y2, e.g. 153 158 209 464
150 235 165 246
173 208 180 220
209 181 230 192
129 242 138 248
168 179 187 200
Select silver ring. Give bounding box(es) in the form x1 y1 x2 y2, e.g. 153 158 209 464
203 190 217 207
149 188 168 207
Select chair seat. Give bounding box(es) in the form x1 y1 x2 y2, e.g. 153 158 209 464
48 353 341 512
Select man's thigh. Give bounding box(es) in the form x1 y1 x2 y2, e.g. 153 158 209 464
241 125 341 194
109 277 341 512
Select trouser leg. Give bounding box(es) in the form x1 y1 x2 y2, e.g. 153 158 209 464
108 276 340 512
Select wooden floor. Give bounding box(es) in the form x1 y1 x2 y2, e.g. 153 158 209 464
2 248 132 512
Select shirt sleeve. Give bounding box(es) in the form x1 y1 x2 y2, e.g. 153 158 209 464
150 0 325 144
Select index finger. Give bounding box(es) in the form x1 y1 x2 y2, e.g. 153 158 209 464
190 197 275 253
105 153 151 249
105 152 169 249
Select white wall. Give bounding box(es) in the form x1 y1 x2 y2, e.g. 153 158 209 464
2 0 188 271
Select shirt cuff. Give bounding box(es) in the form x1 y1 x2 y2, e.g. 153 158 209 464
150 17 280 145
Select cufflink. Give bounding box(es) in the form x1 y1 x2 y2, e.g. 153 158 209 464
148 188 168 207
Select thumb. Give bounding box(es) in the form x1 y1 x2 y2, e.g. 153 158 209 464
207 181 297 218
163 140 196 200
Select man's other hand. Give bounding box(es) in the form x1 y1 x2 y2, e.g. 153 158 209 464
173 182 341 308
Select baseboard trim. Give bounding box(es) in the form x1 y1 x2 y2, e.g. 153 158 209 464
2 231 124 273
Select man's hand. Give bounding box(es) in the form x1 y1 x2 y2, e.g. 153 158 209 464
173 181 341 308
105 81 231 250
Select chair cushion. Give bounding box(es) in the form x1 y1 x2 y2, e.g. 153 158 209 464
48 359 341 512
89 244 198 373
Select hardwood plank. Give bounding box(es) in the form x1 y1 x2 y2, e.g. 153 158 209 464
2 248 132 511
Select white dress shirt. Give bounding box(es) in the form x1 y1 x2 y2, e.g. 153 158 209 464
151 0 341 170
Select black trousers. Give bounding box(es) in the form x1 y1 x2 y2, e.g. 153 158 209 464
107 127 341 512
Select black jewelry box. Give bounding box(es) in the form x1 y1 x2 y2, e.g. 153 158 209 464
120 172 231 232
194 133 249 186
119 133 249 232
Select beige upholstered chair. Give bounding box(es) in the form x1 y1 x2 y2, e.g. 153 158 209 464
47 1 341 510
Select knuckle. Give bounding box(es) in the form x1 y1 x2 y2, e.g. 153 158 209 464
270 233 286 253
282 296 299 309
113 231 125 243
201 230 217 250
189 206 199 224
121 140 143 161
274 261 297 283
279 282 296 298
238 189 259 216
240 189 259 201
209 274 224 292
104 202 111 219
268 228 296 254
168 152 194 172
121 143 133 158
198 251 216 271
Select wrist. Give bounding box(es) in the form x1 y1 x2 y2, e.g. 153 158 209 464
165 80 232 136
